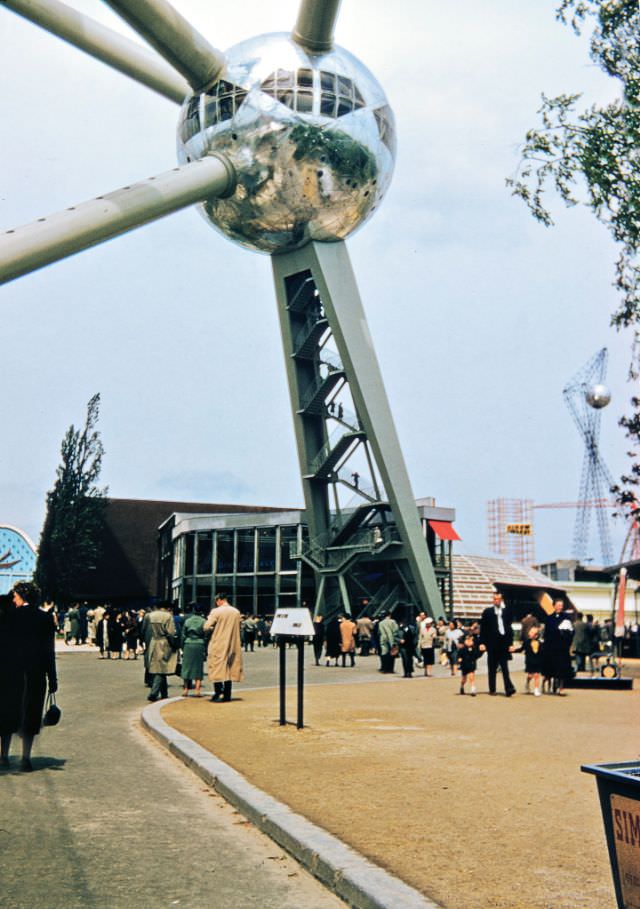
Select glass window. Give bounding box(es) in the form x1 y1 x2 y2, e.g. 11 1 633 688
185 533 195 576
236 529 256 573
256 576 276 616
337 97 353 117
181 96 200 142
320 71 335 92
337 76 353 97
196 533 213 575
218 94 234 122
203 80 247 127
279 574 297 593
320 93 336 117
279 526 298 572
276 90 295 109
235 576 255 615
296 91 313 113
196 581 212 607
297 68 313 88
216 531 234 574
258 528 276 572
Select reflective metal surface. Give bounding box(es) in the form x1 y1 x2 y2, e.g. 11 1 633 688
585 383 611 409
176 32 396 254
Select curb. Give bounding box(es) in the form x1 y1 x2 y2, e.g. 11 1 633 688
141 699 442 909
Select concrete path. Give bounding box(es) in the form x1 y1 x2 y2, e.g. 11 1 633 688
0 651 345 909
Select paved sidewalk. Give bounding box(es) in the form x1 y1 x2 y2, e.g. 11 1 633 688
0 653 344 909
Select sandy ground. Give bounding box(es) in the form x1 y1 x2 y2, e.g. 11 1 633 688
162 675 639 909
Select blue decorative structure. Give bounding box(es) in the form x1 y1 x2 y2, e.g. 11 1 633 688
0 526 37 595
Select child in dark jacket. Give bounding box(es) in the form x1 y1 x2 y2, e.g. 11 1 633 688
521 625 544 697
457 634 481 696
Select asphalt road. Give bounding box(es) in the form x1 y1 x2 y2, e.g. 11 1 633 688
0 649 346 909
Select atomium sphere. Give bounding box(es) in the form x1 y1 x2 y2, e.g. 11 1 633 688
176 32 396 254
585 383 612 409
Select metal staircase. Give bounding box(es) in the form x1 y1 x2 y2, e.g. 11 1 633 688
272 242 444 620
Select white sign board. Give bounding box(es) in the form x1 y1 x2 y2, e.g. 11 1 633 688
270 607 314 637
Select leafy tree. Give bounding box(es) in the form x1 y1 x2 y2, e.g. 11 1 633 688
508 0 640 524
36 394 107 605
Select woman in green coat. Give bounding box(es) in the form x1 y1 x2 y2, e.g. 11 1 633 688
180 603 206 697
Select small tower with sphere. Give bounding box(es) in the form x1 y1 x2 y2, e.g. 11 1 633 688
563 347 614 564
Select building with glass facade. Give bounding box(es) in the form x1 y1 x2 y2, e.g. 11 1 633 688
159 499 459 617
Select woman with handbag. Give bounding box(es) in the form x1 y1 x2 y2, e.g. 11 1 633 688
1 582 57 772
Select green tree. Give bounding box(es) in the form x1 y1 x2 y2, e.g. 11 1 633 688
36 394 107 605
508 0 639 521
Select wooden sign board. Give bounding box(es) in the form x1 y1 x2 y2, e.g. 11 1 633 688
270 607 314 637
611 793 640 908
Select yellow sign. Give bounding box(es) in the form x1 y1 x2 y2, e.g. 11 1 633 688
505 523 533 536
611 794 640 908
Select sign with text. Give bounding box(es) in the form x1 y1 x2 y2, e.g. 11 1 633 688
505 522 533 536
611 794 640 908
270 607 314 637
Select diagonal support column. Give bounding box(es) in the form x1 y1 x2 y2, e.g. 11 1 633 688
272 241 443 616
103 0 225 91
0 155 236 285
3 0 190 103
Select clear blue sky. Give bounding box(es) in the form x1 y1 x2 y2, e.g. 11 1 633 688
0 0 633 564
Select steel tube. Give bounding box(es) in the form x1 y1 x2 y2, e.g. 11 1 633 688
3 0 189 103
103 0 225 90
0 155 236 285
292 0 341 53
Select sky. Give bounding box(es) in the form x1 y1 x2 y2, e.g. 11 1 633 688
0 0 635 565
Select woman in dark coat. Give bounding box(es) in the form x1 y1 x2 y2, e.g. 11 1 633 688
1 582 57 772
107 610 124 659
0 593 21 765
543 599 574 695
324 616 341 666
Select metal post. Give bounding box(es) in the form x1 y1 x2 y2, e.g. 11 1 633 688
279 639 286 726
296 638 305 729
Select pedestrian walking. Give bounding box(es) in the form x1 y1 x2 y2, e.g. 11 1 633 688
457 633 481 695
398 617 417 678
479 591 516 697
339 614 357 667
312 614 325 665
542 599 573 695
378 611 400 674
141 602 178 702
1 582 58 772
418 616 437 676
204 593 244 702
180 603 206 697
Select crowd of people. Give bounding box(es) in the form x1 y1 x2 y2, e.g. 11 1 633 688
303 590 636 698
2 582 637 775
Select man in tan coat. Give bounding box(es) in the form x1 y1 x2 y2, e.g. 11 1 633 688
204 593 244 702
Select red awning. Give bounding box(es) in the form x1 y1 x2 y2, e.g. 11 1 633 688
428 520 461 541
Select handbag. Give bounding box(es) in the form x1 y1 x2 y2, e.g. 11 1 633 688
43 692 61 727
390 645 399 657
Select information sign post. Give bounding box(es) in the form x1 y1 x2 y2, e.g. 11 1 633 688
270 608 314 730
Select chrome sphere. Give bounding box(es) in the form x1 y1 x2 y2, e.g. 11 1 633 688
585 383 611 409
176 33 396 254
